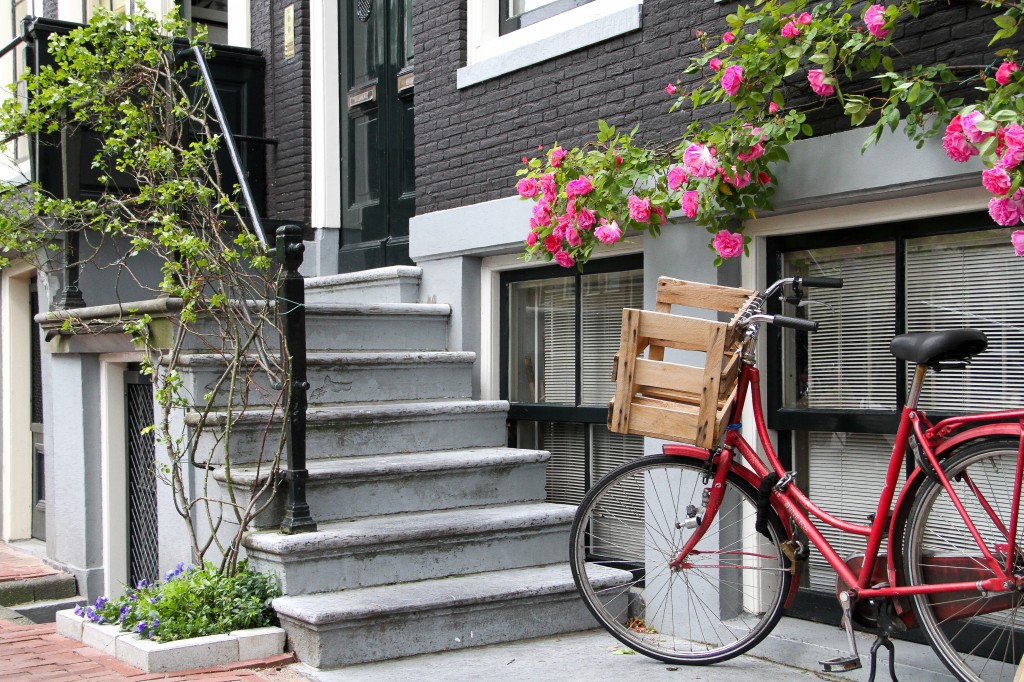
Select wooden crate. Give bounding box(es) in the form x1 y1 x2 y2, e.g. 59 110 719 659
608 277 756 449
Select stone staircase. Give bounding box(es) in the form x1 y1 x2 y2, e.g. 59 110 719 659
0 541 81 624
196 266 623 669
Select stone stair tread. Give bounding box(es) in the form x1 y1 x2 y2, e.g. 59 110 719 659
177 350 475 366
190 399 508 426
305 302 450 316
0 573 78 607
305 266 422 291
273 562 624 625
245 502 575 555
223 447 550 484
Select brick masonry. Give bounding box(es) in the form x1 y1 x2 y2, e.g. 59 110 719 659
251 0 312 225
412 0 1017 216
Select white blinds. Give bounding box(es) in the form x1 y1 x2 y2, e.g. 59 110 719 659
541 422 586 505
906 229 1024 412
783 242 897 410
581 270 645 405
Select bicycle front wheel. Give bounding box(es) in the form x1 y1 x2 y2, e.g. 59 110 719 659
904 438 1024 682
569 455 792 664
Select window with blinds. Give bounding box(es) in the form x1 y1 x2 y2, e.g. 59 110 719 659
770 216 1024 599
503 258 644 505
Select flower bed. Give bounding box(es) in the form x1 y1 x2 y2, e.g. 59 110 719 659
56 609 285 673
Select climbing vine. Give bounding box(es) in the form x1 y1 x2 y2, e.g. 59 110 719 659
516 0 1024 267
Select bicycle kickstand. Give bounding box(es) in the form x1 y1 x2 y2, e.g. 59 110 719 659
820 591 862 674
866 633 899 682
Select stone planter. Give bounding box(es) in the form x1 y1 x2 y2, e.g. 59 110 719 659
56 609 286 674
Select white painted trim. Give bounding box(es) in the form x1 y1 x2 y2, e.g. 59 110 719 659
478 241 644 401
100 353 139 598
2 262 35 541
227 0 251 47
459 0 642 88
310 0 341 231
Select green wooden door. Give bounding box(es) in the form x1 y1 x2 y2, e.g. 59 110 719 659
339 0 415 272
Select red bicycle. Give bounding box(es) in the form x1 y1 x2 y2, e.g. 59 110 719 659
570 276 1024 682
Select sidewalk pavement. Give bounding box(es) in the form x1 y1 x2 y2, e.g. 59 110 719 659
0 540 960 681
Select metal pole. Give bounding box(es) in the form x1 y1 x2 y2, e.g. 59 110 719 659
276 224 315 533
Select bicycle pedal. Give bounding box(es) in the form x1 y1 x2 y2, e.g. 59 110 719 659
820 655 863 673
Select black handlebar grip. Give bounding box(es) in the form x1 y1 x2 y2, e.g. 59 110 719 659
773 315 819 332
796 276 843 288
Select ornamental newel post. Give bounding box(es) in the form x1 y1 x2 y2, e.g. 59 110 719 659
276 224 316 534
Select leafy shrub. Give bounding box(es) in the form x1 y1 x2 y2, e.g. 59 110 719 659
75 561 281 642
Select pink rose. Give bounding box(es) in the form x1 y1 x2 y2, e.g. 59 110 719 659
737 128 765 162
807 69 835 97
533 200 552 227
712 230 745 259
721 168 752 189
516 178 539 198
983 166 1013 195
594 220 623 245
960 111 992 145
683 143 718 178
988 190 1024 226
665 83 677 95
942 115 978 163
721 65 744 96
526 231 538 247
652 205 666 223
1001 124 1024 168
543 234 561 253
576 208 596 231
709 57 722 71
554 250 575 268
1012 230 1024 256
797 12 812 24
996 61 1019 86
781 21 799 38
758 171 772 185
681 190 700 218
864 5 889 39
566 226 582 247
628 195 651 223
667 165 687 190
549 147 566 167
723 31 735 43
769 101 780 114
565 175 594 199
539 173 557 202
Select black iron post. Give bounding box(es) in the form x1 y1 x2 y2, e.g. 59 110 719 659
52 123 86 309
276 224 316 534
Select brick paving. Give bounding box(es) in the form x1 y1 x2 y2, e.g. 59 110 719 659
0 542 303 681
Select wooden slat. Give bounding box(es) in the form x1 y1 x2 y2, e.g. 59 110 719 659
636 310 725 353
657 277 754 314
633 357 702 393
608 308 641 434
609 397 701 443
695 323 726 448
719 352 742 398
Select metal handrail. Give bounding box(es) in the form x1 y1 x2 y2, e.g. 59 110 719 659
186 45 269 247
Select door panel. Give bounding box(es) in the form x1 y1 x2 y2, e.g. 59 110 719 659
340 0 414 272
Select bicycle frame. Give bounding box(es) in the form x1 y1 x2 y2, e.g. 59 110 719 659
667 354 1024 609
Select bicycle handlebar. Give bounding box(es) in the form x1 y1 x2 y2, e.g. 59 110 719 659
794 276 844 289
772 314 820 332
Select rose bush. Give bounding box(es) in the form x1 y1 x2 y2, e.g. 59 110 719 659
516 0 1024 268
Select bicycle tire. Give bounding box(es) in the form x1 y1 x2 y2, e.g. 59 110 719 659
903 438 1024 682
569 454 792 664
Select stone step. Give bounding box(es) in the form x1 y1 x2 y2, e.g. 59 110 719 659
0 572 77 607
305 266 422 304
244 503 575 596
219 447 550 528
192 399 509 466
182 301 451 354
272 563 629 669
13 595 85 624
177 351 475 408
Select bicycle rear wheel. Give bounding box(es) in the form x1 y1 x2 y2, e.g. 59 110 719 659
569 454 791 664
903 438 1024 682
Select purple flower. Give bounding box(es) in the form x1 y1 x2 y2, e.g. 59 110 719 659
73 605 84 617
136 579 148 590
137 621 148 634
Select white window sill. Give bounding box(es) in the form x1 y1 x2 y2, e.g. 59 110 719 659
458 0 642 89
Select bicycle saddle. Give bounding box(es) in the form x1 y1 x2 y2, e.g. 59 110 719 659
889 329 988 367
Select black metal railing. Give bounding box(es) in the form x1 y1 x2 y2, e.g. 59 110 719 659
185 47 316 534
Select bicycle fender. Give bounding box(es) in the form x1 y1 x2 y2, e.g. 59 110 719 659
662 444 801 607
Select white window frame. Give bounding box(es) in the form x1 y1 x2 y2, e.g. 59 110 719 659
459 0 642 89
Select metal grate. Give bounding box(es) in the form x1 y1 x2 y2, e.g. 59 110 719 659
126 373 159 588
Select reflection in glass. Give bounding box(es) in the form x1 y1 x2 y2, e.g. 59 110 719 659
508 276 576 405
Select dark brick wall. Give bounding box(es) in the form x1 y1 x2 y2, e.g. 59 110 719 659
252 0 312 225
413 0 1019 216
